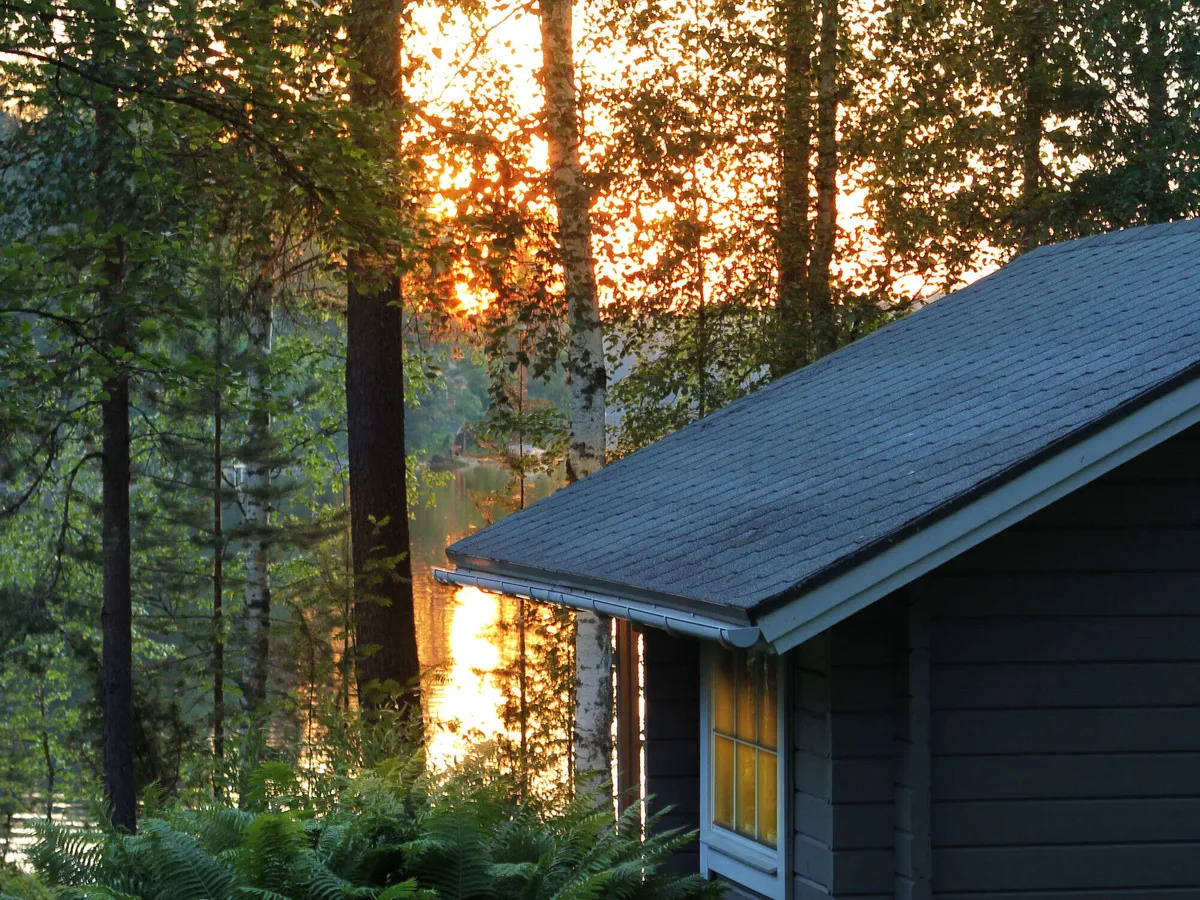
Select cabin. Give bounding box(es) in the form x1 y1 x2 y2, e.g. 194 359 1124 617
435 220 1200 899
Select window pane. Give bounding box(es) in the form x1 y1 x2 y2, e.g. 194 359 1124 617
736 653 757 742
757 750 778 848
735 742 756 838
713 736 734 830
758 657 778 751
713 650 735 736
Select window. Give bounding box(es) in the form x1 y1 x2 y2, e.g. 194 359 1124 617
701 646 787 899
712 649 778 846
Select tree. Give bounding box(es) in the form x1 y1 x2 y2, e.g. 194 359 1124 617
537 0 612 795
774 0 815 375
774 0 843 374
857 0 1200 298
345 0 422 717
2 0 423 819
593 0 777 451
242 212 276 723
93 0 137 832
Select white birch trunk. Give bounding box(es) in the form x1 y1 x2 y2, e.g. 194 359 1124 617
538 0 612 797
243 288 272 716
573 609 612 795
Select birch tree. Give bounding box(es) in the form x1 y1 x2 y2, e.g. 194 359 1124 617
537 0 612 794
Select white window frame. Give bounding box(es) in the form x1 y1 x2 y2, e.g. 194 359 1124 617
699 644 791 900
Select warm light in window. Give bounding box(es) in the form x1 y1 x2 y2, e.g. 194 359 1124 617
711 648 778 849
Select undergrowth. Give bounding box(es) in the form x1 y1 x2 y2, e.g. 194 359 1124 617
0 753 721 900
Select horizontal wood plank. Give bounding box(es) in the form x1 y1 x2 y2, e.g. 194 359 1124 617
932 617 1200 664
933 843 1200 892
931 662 1200 709
934 797 1200 847
932 753 1200 801
933 708 1200 755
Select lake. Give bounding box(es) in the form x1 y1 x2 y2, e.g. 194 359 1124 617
409 460 562 771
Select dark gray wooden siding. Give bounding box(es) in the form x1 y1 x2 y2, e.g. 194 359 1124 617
643 627 702 873
793 600 901 900
894 596 931 900
918 422 1200 898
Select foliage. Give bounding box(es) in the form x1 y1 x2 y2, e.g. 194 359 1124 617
857 0 1200 297
9 759 719 900
2 0 1196 857
483 598 575 810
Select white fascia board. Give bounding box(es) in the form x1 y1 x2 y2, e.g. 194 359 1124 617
760 374 1200 654
433 567 764 649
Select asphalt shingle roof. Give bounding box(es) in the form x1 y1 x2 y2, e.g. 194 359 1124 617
447 220 1200 615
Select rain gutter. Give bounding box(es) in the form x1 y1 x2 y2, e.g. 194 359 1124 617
433 567 763 650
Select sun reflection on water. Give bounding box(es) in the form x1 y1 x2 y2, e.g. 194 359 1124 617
424 585 508 770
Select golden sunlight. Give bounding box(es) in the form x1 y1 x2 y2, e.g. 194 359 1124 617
425 586 507 769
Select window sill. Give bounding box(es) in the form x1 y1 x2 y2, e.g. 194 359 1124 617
703 828 778 876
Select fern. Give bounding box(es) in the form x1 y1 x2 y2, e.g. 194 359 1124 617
399 803 495 900
126 818 236 900
13 760 719 900
235 813 304 896
24 821 101 887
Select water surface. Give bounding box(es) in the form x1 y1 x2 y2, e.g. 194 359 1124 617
409 461 558 767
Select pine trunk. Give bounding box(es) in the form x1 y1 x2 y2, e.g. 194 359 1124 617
100 276 135 832
346 261 421 713
212 312 225 777
345 0 421 719
537 0 612 797
243 289 272 717
809 0 838 359
96 2 136 829
774 0 814 376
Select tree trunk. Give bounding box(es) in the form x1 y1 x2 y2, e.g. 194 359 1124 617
539 0 606 482
1015 1 1053 251
614 620 640 817
690 181 709 419
100 288 135 833
243 287 272 717
1143 4 1171 222
345 0 421 720
774 0 815 376
96 3 136 825
38 679 55 821
809 0 839 359
346 262 421 713
212 311 225 781
537 0 613 798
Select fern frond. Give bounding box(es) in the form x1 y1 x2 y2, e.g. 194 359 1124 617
375 879 434 900
25 820 101 887
129 818 235 900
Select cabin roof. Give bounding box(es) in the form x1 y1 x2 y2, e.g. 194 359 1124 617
446 220 1200 635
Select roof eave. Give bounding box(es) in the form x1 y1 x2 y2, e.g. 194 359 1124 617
443 549 756 626
758 368 1200 652
434 565 764 649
